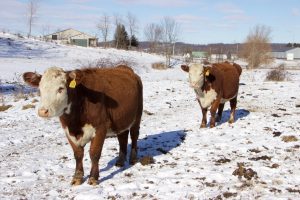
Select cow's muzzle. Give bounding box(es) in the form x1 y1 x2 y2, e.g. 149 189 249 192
189 83 199 88
38 108 49 118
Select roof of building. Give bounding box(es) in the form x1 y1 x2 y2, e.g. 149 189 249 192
45 28 96 39
271 47 295 52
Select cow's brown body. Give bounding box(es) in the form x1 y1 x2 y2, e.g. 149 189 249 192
23 65 143 185
182 61 242 128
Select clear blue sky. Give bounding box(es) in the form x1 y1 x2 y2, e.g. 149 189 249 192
1 0 299 44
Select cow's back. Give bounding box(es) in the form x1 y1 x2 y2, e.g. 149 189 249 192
82 66 142 132
212 63 241 99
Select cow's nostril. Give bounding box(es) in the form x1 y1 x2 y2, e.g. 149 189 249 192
38 108 49 117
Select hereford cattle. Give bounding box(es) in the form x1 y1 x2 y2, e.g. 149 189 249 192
23 65 143 185
181 61 242 128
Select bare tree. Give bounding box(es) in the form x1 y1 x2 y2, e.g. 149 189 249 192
161 16 180 67
40 24 51 40
241 24 273 70
27 0 39 38
126 12 138 49
144 23 163 53
113 14 123 48
97 13 110 48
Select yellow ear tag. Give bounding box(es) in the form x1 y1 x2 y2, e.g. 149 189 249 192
69 79 76 88
205 70 210 76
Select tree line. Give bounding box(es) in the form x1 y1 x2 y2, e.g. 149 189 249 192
97 13 180 67
97 12 139 50
26 0 282 69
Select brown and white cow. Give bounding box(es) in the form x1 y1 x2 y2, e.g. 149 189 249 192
23 65 143 185
181 61 242 128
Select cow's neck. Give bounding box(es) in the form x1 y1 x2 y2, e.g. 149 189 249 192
194 79 210 95
60 85 108 138
194 79 217 108
59 86 87 137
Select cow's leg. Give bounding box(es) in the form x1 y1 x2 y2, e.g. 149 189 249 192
229 96 237 124
129 123 140 165
200 107 208 128
198 99 207 128
116 130 129 167
88 131 106 185
68 139 84 186
216 103 225 122
210 98 221 128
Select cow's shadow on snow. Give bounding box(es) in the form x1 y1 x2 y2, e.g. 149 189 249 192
0 84 37 95
99 130 186 183
216 108 250 126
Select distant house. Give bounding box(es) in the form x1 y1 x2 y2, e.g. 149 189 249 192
192 51 207 58
271 47 300 60
210 54 227 61
191 51 208 61
44 28 98 47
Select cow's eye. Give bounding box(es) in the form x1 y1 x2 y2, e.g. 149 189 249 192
58 87 64 93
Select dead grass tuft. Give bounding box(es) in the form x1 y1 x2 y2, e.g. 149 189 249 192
282 135 298 142
78 58 137 69
223 192 238 198
151 62 167 70
265 64 288 81
31 99 38 103
0 105 12 112
22 104 35 110
139 156 155 166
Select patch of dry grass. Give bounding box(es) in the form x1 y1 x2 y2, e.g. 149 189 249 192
22 104 35 110
265 64 288 81
78 58 137 69
282 135 298 142
31 99 38 103
0 105 12 112
151 62 167 70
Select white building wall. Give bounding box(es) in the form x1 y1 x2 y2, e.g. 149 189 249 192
272 52 286 59
44 29 97 47
286 48 300 59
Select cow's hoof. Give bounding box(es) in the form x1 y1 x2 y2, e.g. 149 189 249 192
200 124 206 128
71 177 83 186
210 124 215 128
88 177 98 186
115 157 125 167
129 150 138 165
129 158 138 165
115 152 126 167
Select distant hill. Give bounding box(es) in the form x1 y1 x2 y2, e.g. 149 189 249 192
99 41 290 55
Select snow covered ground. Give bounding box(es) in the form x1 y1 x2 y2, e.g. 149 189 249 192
0 33 300 199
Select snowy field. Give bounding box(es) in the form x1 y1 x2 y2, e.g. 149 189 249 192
0 33 300 200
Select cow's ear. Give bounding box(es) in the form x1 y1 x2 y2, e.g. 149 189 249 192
181 65 189 72
68 70 83 89
23 72 42 87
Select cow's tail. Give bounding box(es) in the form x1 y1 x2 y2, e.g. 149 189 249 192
133 74 143 129
137 75 143 117
233 63 242 76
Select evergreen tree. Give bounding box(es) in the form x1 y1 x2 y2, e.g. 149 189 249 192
130 35 139 47
113 24 129 49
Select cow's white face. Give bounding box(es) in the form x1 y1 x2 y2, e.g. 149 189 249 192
188 63 204 88
38 67 69 118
